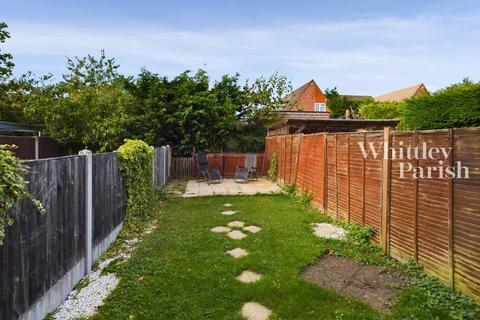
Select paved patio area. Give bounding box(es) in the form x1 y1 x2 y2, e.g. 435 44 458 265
183 178 281 197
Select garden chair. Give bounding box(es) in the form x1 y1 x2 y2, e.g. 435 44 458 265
234 153 257 183
196 153 222 184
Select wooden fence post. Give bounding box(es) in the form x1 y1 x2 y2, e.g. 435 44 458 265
335 134 339 219
448 128 455 289
293 134 302 185
381 127 392 255
413 131 419 261
362 133 366 226
323 134 328 212
79 149 93 274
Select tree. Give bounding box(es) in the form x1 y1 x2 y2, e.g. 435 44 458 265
359 100 406 129
324 87 364 118
0 22 14 81
404 78 480 130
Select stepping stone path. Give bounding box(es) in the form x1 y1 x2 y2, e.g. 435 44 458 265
243 225 262 233
210 226 231 233
311 223 347 239
227 248 248 258
236 270 262 283
241 302 272 320
210 204 271 319
227 230 247 240
228 220 245 228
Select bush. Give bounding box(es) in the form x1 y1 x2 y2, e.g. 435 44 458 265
0 145 44 245
358 100 406 129
116 140 154 231
404 79 480 129
267 153 278 181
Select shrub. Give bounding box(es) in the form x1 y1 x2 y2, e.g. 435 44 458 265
0 145 45 245
267 153 278 181
116 140 154 231
358 100 406 129
404 79 480 130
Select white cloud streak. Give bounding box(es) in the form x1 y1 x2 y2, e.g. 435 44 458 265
5 13 480 94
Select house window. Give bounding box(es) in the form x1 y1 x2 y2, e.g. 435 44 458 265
314 103 326 112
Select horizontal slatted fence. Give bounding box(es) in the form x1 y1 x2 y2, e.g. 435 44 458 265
265 127 480 302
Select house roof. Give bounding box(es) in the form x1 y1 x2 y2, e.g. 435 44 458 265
282 79 316 104
0 121 42 133
374 83 428 102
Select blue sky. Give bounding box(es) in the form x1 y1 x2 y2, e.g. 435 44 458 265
2 0 480 95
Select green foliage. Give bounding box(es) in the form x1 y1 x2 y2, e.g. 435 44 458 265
116 140 154 232
282 183 296 195
267 153 278 181
404 79 480 130
358 100 406 129
325 87 367 118
296 189 313 208
0 22 14 81
0 145 45 245
393 262 480 320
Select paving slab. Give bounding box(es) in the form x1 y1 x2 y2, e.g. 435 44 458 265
210 226 231 233
221 210 237 216
236 271 262 283
241 302 272 320
227 230 247 240
311 223 347 239
227 248 249 258
243 225 262 233
183 178 281 197
228 221 245 228
224 203 234 207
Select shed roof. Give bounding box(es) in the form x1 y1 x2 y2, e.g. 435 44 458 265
0 121 42 133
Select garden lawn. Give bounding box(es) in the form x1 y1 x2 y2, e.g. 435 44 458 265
93 194 476 320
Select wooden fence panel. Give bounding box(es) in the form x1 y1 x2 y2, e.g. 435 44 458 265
326 135 337 217
348 133 366 225
389 132 417 262
453 127 480 298
92 153 126 245
416 130 451 283
172 157 193 178
336 134 349 221
0 156 86 320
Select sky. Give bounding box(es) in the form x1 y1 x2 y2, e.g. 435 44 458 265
2 0 480 95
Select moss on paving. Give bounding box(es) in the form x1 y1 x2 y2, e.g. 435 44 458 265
93 195 479 320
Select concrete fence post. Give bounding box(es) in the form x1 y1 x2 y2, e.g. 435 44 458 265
151 146 156 188
161 146 167 187
79 149 93 274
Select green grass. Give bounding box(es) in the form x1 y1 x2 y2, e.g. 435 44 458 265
94 194 479 320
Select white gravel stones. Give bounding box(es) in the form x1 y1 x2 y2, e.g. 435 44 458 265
236 271 262 283
227 247 249 258
210 226 232 233
243 225 262 233
228 220 245 228
53 258 119 320
221 210 237 216
241 302 272 320
224 203 234 207
311 223 347 239
227 230 248 240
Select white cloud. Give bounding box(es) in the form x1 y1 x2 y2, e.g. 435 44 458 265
5 13 480 94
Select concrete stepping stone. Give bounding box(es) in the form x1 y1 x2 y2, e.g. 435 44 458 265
224 203 233 207
311 223 346 239
241 302 272 320
227 230 247 240
228 220 245 228
243 225 262 233
227 248 248 258
210 226 231 233
236 270 262 283
221 210 237 216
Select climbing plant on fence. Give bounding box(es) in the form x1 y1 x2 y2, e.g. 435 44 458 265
0 144 44 245
116 139 154 231
267 153 278 182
